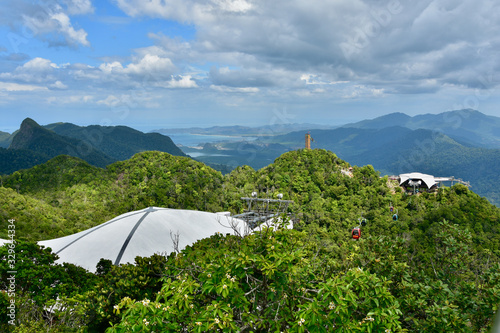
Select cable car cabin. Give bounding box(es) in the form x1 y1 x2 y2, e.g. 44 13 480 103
392 214 398 221
390 206 394 212
352 227 361 240
361 219 367 226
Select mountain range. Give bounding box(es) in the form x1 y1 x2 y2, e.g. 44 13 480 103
1 109 499 205
258 110 500 205
0 118 185 175
342 109 500 148
153 123 336 136
181 109 499 205
0 131 11 148
44 121 185 161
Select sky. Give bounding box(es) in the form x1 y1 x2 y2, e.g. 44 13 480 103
0 0 499 133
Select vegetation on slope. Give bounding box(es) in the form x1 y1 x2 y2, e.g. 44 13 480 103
0 152 226 240
1 118 188 176
9 118 115 168
0 131 13 148
344 109 500 148
0 149 499 332
2 149 499 248
263 127 500 206
45 122 186 160
0 147 50 175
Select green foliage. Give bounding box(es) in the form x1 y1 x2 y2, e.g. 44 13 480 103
1 152 227 240
0 187 73 240
0 130 12 148
2 118 187 175
0 241 96 305
343 221 500 332
0 241 97 331
106 151 225 212
261 122 500 206
4 148 497 245
0 148 499 332
109 227 403 332
0 147 50 175
81 255 167 332
44 122 186 161
9 118 115 168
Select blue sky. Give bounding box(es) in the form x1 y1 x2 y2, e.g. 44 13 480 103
0 0 499 133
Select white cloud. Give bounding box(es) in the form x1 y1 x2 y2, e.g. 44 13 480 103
114 0 500 95
210 85 259 93
63 0 94 15
0 81 48 91
47 94 94 104
50 80 68 89
125 54 175 76
23 57 59 71
0 57 58 83
130 0 215 21
371 88 384 97
0 1 92 48
50 12 90 47
96 94 143 108
97 95 122 107
163 75 198 88
23 10 89 47
301 74 349 85
212 0 252 13
209 66 288 88
341 85 385 99
2 0 500 127
98 61 124 74
97 55 176 81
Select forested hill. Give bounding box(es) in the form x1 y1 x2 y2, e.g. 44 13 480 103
1 149 500 332
9 118 115 168
0 131 11 148
1 149 499 253
0 118 186 175
44 121 186 160
265 126 500 206
0 152 225 240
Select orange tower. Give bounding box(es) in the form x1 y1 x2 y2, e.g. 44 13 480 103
305 132 314 149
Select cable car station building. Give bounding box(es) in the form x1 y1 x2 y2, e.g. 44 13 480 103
399 172 470 194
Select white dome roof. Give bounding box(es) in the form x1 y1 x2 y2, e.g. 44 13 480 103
0 239 11 247
39 207 245 272
399 172 437 189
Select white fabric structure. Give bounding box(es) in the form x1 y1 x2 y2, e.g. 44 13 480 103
399 172 437 189
39 207 245 272
0 239 11 247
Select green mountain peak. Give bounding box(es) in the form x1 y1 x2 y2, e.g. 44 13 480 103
9 118 42 149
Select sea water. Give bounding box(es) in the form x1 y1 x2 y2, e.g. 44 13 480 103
167 133 257 147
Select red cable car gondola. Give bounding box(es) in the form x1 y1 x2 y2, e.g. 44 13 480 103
352 227 361 240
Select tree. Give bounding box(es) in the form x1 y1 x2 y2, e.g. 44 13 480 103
0 241 96 331
109 226 403 332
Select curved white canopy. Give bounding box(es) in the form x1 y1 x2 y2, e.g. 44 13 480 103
39 207 244 272
0 239 11 247
399 172 437 189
